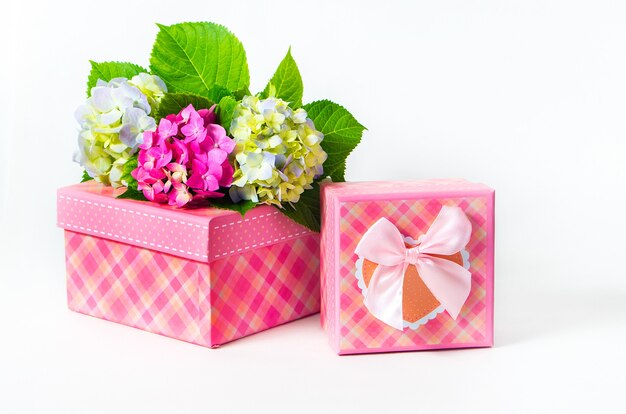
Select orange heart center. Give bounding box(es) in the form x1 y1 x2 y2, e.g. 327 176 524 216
361 243 464 323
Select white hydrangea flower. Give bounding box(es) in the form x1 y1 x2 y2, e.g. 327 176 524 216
74 75 166 187
119 107 156 148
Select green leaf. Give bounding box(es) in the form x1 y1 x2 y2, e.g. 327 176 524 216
120 157 139 190
205 85 252 106
329 161 346 182
209 197 258 217
280 182 321 232
86 61 147 96
232 87 251 100
81 170 93 182
116 187 148 201
216 95 238 131
261 48 303 108
156 93 214 120
150 22 250 96
303 100 366 182
207 85 234 103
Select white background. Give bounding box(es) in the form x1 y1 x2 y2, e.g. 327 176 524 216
2 0 626 412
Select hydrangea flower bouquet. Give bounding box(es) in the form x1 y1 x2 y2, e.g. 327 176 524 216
74 22 365 231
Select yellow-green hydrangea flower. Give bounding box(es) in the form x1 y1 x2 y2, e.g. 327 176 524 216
73 75 167 187
229 95 327 206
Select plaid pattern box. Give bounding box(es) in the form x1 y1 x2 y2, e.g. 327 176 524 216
320 179 495 355
57 182 320 347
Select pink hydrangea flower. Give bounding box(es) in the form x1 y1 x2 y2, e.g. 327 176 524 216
132 104 235 207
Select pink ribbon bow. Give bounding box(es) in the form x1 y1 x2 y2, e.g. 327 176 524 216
354 206 473 330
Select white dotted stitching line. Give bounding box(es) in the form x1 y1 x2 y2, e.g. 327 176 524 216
59 195 209 230
60 218 311 261
58 195 311 261
212 211 280 229
58 222 209 259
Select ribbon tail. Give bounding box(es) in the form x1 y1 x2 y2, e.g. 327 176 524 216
363 263 406 330
415 256 472 320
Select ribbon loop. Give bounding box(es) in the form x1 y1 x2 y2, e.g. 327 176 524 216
354 206 473 330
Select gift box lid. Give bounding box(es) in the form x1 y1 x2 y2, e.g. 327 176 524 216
57 182 312 262
321 178 493 202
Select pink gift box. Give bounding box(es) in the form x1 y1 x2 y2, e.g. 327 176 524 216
57 182 320 347
320 179 495 355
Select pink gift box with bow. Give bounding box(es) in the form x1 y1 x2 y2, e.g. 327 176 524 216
57 182 320 347
320 179 495 355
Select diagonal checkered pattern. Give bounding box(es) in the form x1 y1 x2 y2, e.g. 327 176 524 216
65 231 320 347
332 196 494 354
207 235 321 345
65 231 205 343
